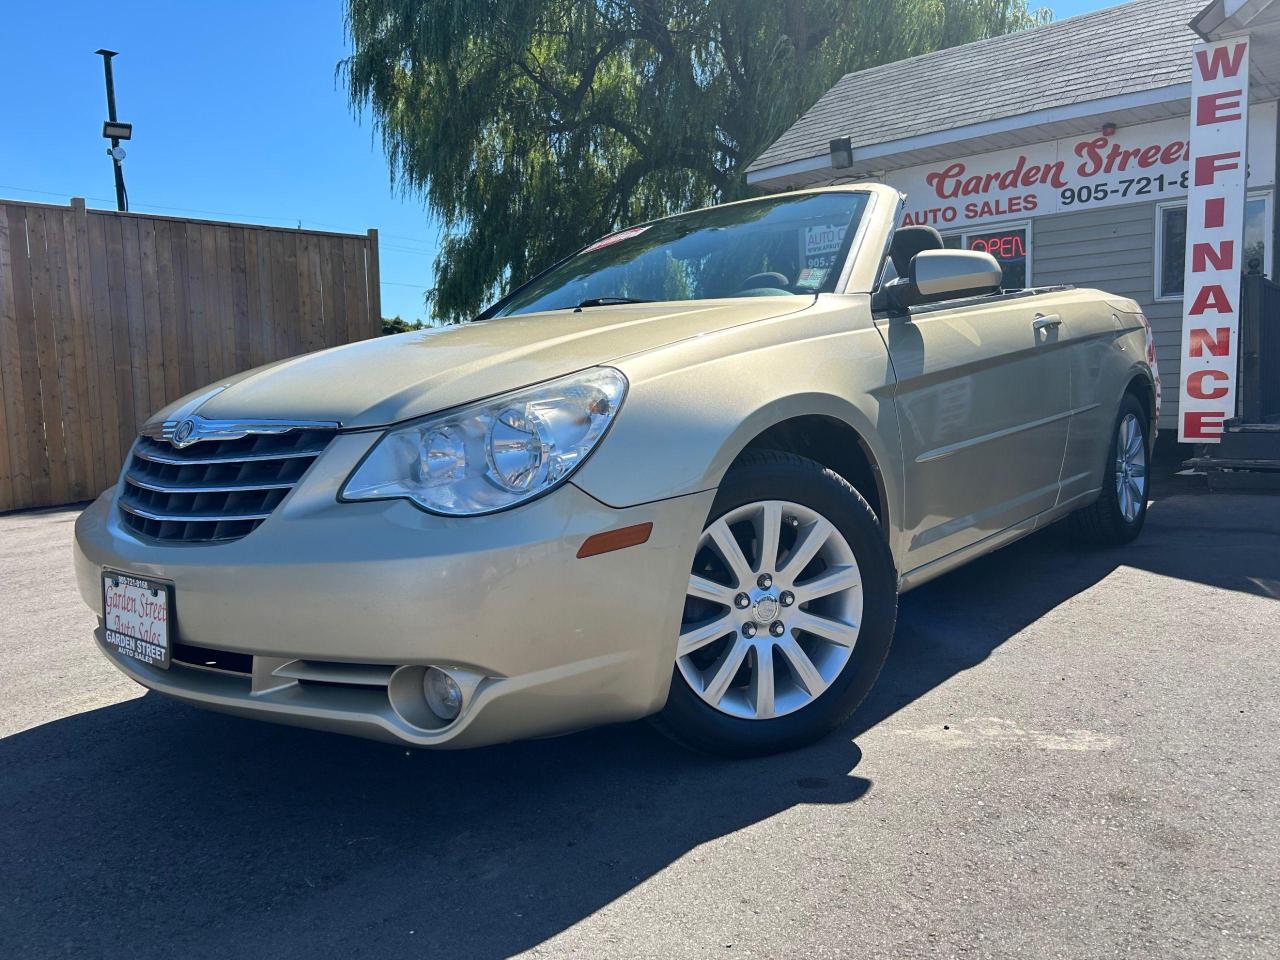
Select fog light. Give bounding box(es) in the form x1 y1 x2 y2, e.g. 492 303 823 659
424 667 464 722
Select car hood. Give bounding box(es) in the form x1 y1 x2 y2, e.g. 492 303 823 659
180 297 812 429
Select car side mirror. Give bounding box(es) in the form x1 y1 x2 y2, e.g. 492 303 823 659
885 249 1003 311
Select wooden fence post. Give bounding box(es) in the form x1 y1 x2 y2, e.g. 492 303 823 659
366 228 382 337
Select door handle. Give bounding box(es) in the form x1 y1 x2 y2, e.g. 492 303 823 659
1032 313 1063 332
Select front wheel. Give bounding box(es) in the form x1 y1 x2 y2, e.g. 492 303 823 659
1069 394 1151 545
651 451 897 757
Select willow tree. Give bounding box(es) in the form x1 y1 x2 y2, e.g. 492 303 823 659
344 0 1050 320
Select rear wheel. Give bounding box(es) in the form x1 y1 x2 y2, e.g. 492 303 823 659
651 451 897 757
1070 394 1151 545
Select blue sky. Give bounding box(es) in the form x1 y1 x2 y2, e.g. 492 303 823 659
2 0 441 322
2 0 1114 323
1049 0 1114 18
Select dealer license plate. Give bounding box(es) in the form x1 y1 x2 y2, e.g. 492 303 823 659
102 572 171 669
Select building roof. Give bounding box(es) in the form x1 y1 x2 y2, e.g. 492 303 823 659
748 0 1206 180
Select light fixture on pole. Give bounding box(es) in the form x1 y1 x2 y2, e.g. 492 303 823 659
95 49 130 212
102 120 133 141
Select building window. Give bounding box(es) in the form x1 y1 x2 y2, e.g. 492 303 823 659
942 224 1030 290
1156 194 1273 300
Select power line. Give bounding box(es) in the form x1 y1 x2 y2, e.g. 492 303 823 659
4 182 431 290
0 183 307 223
0 184 118 205
0 183 440 248
381 242 437 254
3 182 433 294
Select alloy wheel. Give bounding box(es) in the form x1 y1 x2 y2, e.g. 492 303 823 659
1115 413 1147 522
678 500 863 720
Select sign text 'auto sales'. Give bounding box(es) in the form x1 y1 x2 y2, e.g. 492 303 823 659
886 105 1275 229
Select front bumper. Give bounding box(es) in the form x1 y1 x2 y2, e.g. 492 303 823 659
74 432 713 747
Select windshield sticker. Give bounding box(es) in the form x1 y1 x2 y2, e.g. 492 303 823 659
584 225 651 253
796 267 829 290
803 223 846 258
798 224 849 272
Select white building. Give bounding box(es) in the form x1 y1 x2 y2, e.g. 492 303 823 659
748 0 1280 443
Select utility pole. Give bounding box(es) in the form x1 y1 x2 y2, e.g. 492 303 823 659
95 49 130 212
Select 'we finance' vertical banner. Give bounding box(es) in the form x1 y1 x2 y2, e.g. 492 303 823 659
1178 36 1250 443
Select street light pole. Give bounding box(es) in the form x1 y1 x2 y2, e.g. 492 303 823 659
95 48 128 212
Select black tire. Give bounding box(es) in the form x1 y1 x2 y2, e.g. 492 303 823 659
1069 393 1151 545
650 450 897 757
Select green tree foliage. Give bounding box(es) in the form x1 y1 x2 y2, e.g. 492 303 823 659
344 0 1051 320
381 314 424 335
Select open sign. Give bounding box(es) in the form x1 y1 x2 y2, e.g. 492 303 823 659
969 231 1027 261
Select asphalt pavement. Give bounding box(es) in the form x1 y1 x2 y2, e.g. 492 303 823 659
1 476 1277 959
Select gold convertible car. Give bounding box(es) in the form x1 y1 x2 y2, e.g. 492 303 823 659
74 184 1159 756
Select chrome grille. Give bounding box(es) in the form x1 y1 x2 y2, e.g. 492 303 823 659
119 425 336 543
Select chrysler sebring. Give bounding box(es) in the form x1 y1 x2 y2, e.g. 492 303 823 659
74 184 1158 755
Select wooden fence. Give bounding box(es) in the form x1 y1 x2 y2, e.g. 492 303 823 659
0 198 381 512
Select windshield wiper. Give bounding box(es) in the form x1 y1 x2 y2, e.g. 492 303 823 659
572 296 656 311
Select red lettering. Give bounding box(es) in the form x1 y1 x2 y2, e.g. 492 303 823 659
1075 137 1107 177
1103 144 1124 173
1077 136 1189 176
1115 146 1142 173
926 163 966 200
1196 89 1244 126
1161 141 1188 165
927 158 1067 200
1195 42 1247 81
903 208 956 227
1191 241 1235 273
969 233 1027 260
1205 197 1226 228
1189 327 1231 357
1187 370 1230 400
1195 152 1241 185
1189 284 1234 315
1182 410 1227 440
1138 145 1163 167
998 155 1026 191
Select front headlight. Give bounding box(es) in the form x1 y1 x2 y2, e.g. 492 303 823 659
341 367 627 516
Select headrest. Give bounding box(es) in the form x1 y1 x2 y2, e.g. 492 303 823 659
889 226 944 277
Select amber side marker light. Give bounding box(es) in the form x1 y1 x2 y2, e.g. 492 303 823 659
577 522 653 559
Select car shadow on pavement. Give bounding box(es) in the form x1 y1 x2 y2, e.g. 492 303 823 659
0 694 869 959
860 479 1280 739
2 480 1276 958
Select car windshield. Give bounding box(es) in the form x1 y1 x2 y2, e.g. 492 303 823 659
491 191 870 318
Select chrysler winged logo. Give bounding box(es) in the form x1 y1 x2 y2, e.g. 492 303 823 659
146 412 341 450
172 419 197 448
